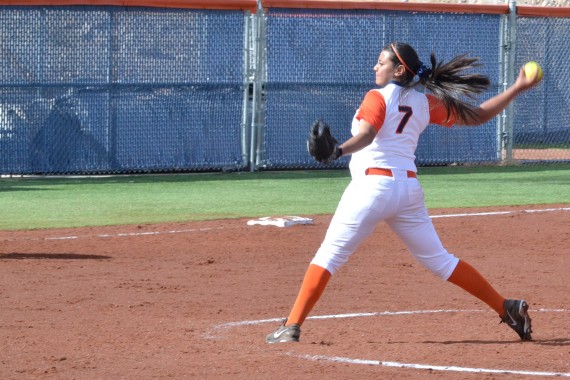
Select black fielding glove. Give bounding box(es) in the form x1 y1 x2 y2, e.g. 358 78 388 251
307 120 342 164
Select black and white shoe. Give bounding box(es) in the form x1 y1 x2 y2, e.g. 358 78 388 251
501 299 532 341
266 319 301 343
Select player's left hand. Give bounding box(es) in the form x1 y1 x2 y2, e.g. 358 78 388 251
307 120 342 164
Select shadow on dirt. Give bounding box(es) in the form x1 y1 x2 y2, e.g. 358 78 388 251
0 253 112 260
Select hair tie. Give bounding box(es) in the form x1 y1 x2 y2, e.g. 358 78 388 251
416 62 432 79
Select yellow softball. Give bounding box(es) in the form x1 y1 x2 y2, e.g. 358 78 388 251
524 61 543 81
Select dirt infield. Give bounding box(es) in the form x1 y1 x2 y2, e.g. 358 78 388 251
1 205 569 379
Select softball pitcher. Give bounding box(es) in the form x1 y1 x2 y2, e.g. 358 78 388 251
267 42 541 343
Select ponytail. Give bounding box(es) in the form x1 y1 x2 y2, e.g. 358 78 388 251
418 53 491 123
387 42 491 123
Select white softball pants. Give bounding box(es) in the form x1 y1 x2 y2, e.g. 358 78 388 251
311 169 459 279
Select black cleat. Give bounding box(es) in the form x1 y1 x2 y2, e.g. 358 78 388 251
501 299 532 341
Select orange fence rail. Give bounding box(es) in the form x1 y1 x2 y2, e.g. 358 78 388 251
0 1 570 17
0 0 257 11
262 0 509 15
517 5 570 17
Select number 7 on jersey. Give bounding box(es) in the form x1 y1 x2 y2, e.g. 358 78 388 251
397 106 413 134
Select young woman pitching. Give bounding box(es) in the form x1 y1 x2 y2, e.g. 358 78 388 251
267 42 541 344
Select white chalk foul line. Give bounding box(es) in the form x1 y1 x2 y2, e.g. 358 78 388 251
44 227 221 241
0 226 226 242
213 309 485 329
205 309 481 339
295 354 570 378
430 206 570 219
209 308 570 378
2 206 568 242
212 308 569 330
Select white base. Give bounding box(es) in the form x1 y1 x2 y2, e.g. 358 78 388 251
246 216 314 228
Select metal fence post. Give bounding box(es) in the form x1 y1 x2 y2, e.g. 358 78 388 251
241 12 252 170
504 0 517 163
498 10 507 162
248 0 266 172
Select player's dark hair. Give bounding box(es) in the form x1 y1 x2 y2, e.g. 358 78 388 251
386 42 491 123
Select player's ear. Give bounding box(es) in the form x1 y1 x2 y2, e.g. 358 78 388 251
394 64 407 78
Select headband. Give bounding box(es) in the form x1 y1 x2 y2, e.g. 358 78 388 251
391 43 415 75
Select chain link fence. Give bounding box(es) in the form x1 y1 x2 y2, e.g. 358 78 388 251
0 6 245 175
513 15 570 162
261 8 503 169
0 3 567 175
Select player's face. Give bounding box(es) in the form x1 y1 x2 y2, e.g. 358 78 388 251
374 51 398 87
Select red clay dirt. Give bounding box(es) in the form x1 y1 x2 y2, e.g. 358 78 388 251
1 204 569 379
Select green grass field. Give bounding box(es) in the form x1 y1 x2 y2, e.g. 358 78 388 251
0 164 568 231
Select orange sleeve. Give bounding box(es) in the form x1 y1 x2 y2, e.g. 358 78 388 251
427 94 456 127
355 90 386 132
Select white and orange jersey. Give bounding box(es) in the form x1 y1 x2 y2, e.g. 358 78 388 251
349 82 455 178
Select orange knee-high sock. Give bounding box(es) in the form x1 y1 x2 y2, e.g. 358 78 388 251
286 264 332 326
447 260 506 317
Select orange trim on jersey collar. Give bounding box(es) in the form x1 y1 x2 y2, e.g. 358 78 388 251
390 43 415 75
